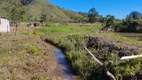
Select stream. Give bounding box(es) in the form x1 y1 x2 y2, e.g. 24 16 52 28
50 48 73 80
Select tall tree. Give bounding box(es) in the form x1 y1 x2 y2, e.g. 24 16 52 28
40 14 47 24
0 0 26 35
105 15 115 27
88 8 98 23
100 15 105 23
39 9 47 26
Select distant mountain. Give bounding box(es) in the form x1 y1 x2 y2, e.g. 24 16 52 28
129 11 142 19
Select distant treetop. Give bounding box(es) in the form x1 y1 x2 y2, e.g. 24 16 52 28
20 0 33 5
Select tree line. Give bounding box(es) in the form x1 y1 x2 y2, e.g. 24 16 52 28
86 8 142 33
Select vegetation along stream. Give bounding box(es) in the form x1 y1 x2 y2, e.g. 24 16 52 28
34 26 142 80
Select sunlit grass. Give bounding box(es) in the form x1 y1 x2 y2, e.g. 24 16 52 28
34 26 103 33
36 25 142 47
33 25 142 79
94 32 142 46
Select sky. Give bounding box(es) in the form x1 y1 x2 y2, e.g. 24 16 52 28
47 0 142 19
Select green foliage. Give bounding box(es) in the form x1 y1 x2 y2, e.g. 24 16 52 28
34 26 103 33
0 0 26 22
23 0 86 22
0 0 86 22
114 17 142 32
29 47 39 55
88 8 99 23
39 9 47 23
34 26 142 80
99 16 106 24
69 50 96 80
67 33 87 49
33 26 106 79
112 58 142 79
40 14 47 23
105 15 115 27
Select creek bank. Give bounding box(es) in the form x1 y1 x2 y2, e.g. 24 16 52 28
49 49 73 80
87 36 142 58
44 39 74 80
45 39 66 53
86 36 142 80
44 35 142 80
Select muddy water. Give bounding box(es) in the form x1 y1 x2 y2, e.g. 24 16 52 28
118 33 142 41
51 49 73 80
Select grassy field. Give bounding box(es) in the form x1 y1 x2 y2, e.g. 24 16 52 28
0 25 103 80
95 32 142 47
0 29 56 80
33 25 142 80
34 26 103 33
0 25 142 80
34 26 142 48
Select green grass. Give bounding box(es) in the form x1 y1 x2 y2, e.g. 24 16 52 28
25 0 85 21
94 32 142 47
33 25 142 80
33 26 106 79
34 26 103 33
34 26 142 47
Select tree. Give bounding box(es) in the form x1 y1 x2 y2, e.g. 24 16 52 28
0 0 26 35
126 15 132 21
40 14 47 24
39 9 47 26
105 15 115 27
99 15 106 26
103 15 115 31
88 8 98 23
26 12 33 31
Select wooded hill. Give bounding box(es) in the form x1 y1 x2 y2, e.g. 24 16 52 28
22 0 86 22
0 0 86 22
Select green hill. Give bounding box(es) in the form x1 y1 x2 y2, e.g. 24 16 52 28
0 0 85 22
25 0 85 22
